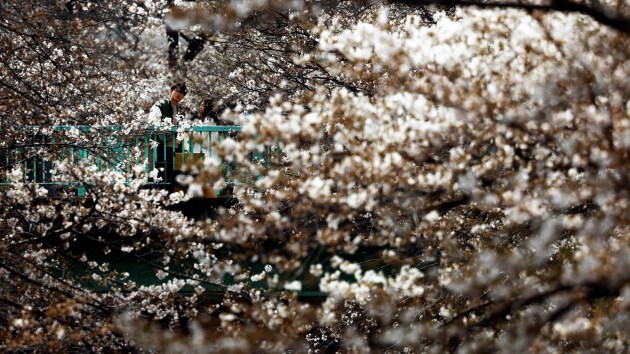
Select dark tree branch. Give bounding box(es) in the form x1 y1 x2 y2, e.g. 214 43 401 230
391 0 630 34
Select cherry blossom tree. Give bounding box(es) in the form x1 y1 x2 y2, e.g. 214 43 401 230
2 1 630 353
181 3 630 353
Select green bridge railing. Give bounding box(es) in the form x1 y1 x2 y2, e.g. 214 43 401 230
1 125 279 197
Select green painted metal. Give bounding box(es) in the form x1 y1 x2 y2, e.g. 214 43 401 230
0 125 260 196
2 126 334 298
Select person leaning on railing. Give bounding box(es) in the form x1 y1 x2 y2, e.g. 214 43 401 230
197 97 216 123
150 82 187 124
197 96 236 126
147 82 187 185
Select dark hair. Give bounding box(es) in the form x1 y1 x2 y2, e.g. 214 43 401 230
199 97 234 125
199 98 214 118
170 82 187 95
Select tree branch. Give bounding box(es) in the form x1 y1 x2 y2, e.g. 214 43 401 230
392 0 630 34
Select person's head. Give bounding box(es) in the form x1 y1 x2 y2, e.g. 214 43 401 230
169 83 187 105
198 98 214 118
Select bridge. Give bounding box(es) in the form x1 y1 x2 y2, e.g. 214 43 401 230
1 125 279 198
1 125 329 298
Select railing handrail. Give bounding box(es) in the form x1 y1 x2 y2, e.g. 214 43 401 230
20 125 242 133
1 125 275 198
